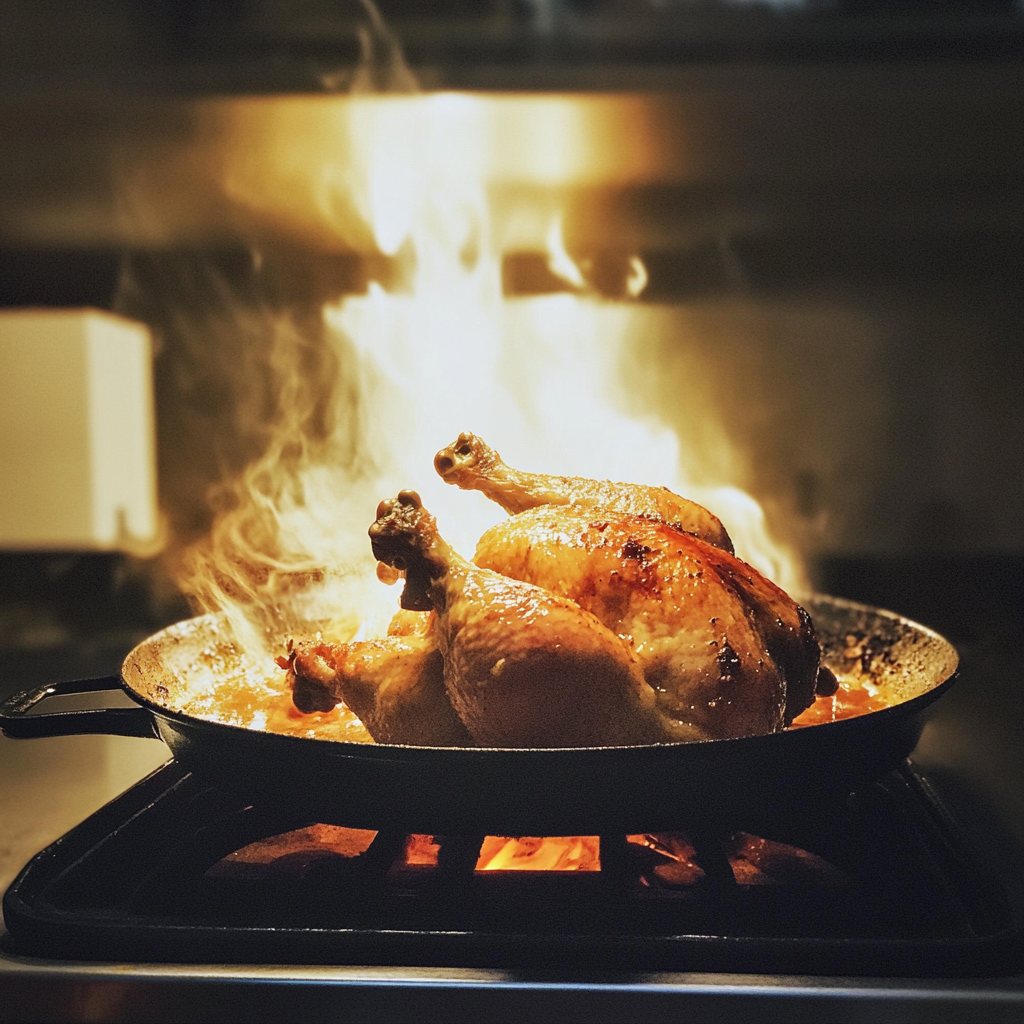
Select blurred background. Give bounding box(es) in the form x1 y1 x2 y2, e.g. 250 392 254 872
0 0 1021 864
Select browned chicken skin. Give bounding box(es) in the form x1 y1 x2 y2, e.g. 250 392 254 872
472 505 828 740
284 611 472 746
369 491 666 748
434 431 734 553
286 437 834 744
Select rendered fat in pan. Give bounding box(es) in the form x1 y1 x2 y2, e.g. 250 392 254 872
0 595 958 836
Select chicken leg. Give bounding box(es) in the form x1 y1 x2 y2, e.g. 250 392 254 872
369 490 667 748
284 612 472 746
434 431 733 553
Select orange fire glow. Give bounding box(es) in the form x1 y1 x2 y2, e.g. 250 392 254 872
210 827 846 886
174 89 805 665
476 835 601 871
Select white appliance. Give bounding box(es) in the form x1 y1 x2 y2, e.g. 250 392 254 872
0 308 160 552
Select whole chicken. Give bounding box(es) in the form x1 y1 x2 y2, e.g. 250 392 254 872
286 443 832 744
434 431 734 553
368 490 667 748
470 504 834 741
284 610 472 746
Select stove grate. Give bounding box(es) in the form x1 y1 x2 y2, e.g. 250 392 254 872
2 760 1018 976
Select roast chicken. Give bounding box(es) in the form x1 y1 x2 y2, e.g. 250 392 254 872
287 487 833 746
434 431 734 553
285 434 835 746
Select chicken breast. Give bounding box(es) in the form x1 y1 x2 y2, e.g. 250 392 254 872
472 504 826 740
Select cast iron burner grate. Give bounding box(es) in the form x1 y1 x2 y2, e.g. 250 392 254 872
3 760 1018 976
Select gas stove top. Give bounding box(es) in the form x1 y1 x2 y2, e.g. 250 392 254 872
1 555 1023 1021
3 758 1019 978
2 759 1024 1022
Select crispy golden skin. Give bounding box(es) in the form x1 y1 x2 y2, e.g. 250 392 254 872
286 458 831 745
369 491 665 748
285 613 472 747
435 431 733 553
472 505 823 739
290 496 824 745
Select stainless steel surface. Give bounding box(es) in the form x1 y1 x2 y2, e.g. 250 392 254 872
2 954 1024 1024
0 2 1021 94
0 734 167 899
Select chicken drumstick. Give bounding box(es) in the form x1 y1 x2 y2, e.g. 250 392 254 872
434 431 733 553
284 611 472 746
369 490 666 748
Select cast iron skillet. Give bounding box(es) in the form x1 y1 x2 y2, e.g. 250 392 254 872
0 595 957 835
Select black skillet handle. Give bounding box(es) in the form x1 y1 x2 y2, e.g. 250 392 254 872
0 676 159 740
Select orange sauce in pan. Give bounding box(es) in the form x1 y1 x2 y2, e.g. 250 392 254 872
178 649 372 743
185 669 885 742
262 691 372 742
789 677 891 728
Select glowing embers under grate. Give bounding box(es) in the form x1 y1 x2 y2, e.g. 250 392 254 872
207 827 849 888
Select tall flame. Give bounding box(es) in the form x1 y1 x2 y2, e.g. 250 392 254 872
170 39 804 660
